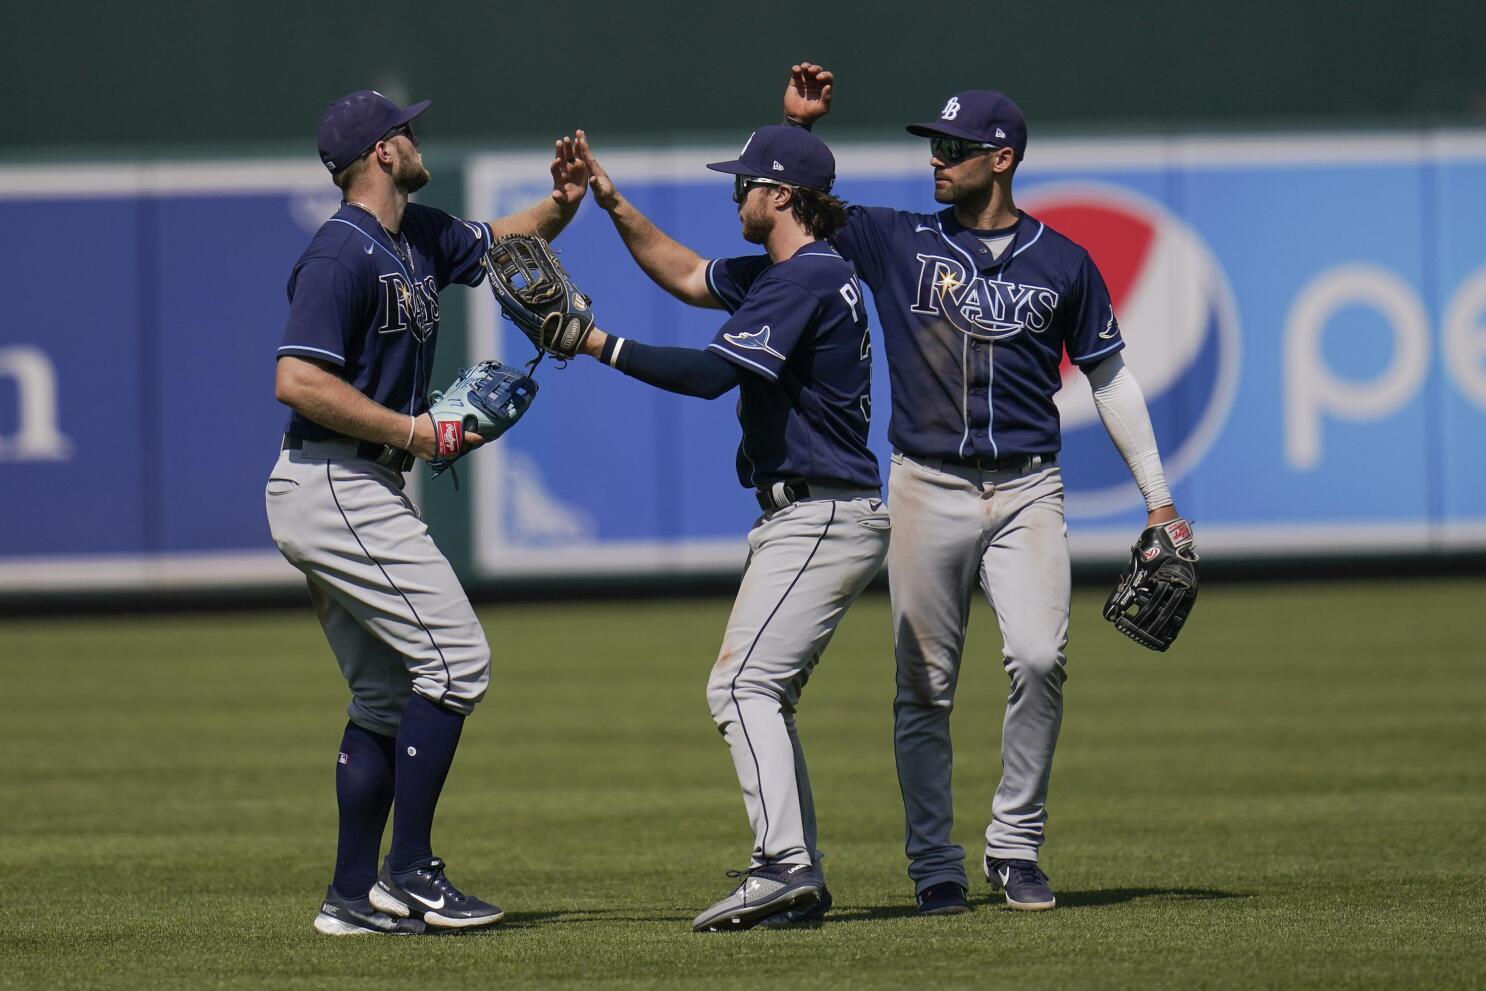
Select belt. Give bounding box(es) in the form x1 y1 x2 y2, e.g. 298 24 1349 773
756 479 880 513
914 452 1056 473
282 434 416 473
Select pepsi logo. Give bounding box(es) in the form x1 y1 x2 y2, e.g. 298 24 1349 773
1019 183 1242 518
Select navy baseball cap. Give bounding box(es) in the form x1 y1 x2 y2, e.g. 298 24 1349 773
706 125 835 192
317 90 431 175
906 90 1027 159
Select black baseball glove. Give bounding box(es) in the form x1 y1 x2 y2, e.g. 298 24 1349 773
425 360 538 479
483 234 596 360
1102 518 1200 652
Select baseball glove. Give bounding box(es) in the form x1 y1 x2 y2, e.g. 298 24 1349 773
1102 517 1200 652
483 234 596 360
425 360 538 479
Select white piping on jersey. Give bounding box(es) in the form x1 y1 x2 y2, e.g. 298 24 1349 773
985 330 999 457
1011 220 1045 258
1071 339 1123 365
327 217 413 284
707 342 778 381
705 258 724 307
958 333 970 457
938 217 989 458
277 344 346 363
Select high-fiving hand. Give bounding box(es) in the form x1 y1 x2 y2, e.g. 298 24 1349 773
550 135 590 208
575 130 620 212
784 62 835 125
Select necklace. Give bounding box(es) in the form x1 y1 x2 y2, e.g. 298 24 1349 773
346 200 412 271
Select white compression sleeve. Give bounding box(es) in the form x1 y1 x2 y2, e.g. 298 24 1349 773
1086 354 1173 512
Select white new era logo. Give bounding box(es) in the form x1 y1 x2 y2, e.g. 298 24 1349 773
995 127 1007 139
772 160 785 171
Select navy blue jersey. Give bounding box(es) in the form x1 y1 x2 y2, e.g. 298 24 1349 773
278 202 493 440
704 241 879 490
831 206 1123 459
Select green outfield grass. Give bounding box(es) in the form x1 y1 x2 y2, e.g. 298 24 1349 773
2 579 1483 989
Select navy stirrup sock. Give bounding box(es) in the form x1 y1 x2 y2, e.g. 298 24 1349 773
331 721 397 899
387 694 466 876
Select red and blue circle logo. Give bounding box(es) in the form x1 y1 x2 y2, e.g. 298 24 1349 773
1020 183 1242 518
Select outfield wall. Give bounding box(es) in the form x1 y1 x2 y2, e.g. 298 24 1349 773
4 132 1486 594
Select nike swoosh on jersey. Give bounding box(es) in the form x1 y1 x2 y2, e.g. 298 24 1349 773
915 224 936 233
364 244 375 254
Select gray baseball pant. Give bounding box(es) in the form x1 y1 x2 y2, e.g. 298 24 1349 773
707 490 890 871
265 442 490 737
887 452 1070 893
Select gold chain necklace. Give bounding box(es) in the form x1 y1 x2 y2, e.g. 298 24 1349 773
345 200 412 270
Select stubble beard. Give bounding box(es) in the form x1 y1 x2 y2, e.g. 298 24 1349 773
394 152 431 194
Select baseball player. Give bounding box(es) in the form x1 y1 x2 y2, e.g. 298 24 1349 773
780 64 1195 913
266 90 588 935
572 126 888 930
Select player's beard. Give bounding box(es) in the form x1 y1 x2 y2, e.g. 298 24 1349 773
739 200 771 244
934 162 995 205
393 151 431 194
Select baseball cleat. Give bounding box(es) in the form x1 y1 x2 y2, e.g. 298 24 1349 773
985 857 1057 911
313 885 426 935
916 880 971 915
369 857 505 929
692 863 822 932
756 883 833 929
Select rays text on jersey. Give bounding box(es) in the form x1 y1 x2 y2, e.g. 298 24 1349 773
909 252 1060 340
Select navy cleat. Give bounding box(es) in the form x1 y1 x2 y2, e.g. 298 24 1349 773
313 885 426 935
693 863 822 932
986 857 1057 911
369 857 505 929
916 880 971 915
756 883 833 929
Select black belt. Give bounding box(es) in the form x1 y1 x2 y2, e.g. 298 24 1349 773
281 434 416 472
755 479 879 513
933 452 1056 472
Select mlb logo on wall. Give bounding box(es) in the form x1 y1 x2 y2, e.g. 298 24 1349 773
1025 183 1242 518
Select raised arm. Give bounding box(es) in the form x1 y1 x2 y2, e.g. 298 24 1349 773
575 130 720 310
783 62 835 129
487 136 590 241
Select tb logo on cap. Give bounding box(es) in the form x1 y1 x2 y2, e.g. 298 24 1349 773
940 96 961 120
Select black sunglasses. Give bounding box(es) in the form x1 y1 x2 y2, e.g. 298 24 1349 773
929 136 999 164
358 123 419 162
733 174 789 203
381 122 419 148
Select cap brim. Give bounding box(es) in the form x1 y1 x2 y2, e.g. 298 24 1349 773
705 159 762 179
905 120 985 140
396 99 432 127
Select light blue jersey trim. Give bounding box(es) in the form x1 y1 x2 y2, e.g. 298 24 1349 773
1010 220 1046 258
1071 339 1123 365
277 344 346 363
707 342 779 381
705 258 731 311
327 217 412 283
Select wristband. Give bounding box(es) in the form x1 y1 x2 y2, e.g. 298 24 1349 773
601 335 627 368
783 113 814 131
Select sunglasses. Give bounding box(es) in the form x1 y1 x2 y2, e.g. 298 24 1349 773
357 123 419 162
381 122 419 148
733 174 787 203
929 136 1000 163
